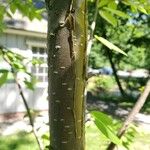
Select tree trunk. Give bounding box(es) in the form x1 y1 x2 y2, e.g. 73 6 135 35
106 49 125 97
45 0 87 149
101 22 125 98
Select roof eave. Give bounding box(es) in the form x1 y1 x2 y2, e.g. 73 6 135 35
4 28 47 38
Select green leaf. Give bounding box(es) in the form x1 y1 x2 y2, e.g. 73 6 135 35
137 6 148 14
32 58 43 66
95 35 127 56
6 11 13 18
10 3 17 14
6 51 15 61
0 69 10 73
0 72 8 87
13 62 25 70
24 76 36 90
0 22 6 33
91 111 113 126
130 5 138 13
104 7 130 19
0 5 5 21
15 54 24 61
24 80 35 90
108 1 117 10
91 111 122 145
42 133 49 141
121 0 131 6
145 5 150 14
99 10 117 26
99 0 109 8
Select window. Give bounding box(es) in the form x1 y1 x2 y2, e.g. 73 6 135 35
31 46 48 83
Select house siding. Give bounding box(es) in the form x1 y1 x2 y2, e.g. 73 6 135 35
0 83 48 114
0 33 27 50
0 31 48 116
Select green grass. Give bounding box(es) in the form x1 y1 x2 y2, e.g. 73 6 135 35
86 123 150 150
0 125 150 150
85 123 109 150
132 133 150 150
0 132 38 150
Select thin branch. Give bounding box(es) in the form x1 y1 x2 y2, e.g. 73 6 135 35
1 47 43 150
16 79 43 150
107 78 150 150
106 49 125 97
87 0 99 56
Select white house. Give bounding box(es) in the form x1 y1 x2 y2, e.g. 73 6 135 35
0 10 48 121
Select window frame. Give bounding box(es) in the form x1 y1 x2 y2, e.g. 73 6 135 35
26 40 48 88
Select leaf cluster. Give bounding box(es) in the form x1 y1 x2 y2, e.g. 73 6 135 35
91 111 138 149
88 0 150 70
0 0 45 32
0 47 42 90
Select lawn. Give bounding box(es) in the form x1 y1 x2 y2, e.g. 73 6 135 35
86 123 109 150
0 131 38 150
0 123 150 150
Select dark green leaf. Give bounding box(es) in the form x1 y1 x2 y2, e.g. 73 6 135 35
42 133 49 140
99 10 117 26
0 69 9 73
0 72 8 87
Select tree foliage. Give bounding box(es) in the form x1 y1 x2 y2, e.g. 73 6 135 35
0 0 44 32
88 0 150 70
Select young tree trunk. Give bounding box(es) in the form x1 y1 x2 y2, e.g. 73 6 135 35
45 0 87 149
107 79 150 150
106 49 125 97
101 22 125 97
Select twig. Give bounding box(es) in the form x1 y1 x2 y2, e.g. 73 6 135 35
87 0 99 56
106 49 125 97
1 47 43 150
16 79 43 150
107 78 150 150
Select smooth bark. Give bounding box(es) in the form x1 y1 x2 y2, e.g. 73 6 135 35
45 0 87 149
